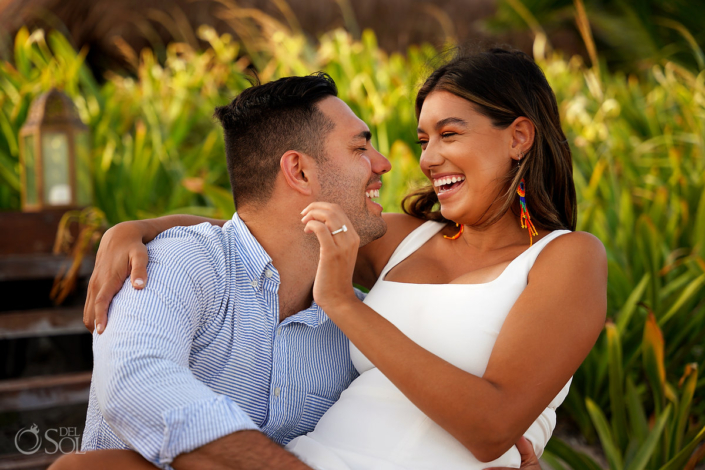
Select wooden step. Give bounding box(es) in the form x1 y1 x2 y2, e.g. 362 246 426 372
0 307 88 340
0 372 92 413
0 253 94 282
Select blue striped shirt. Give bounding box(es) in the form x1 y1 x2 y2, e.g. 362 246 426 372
82 214 360 468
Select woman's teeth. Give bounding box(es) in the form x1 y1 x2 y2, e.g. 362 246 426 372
366 189 380 199
433 175 465 194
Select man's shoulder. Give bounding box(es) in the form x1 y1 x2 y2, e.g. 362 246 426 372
147 222 232 277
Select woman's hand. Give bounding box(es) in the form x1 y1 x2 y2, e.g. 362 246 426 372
484 437 542 470
84 221 150 334
301 202 361 312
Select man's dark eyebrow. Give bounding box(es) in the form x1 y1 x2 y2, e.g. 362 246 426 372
417 117 469 134
352 130 372 142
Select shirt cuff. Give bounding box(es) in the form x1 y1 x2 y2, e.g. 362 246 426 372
159 394 260 467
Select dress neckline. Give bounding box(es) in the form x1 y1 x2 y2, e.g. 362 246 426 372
380 221 570 288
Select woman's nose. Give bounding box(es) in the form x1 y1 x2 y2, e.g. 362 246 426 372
419 143 442 172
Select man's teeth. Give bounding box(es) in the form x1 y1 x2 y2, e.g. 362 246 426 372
366 189 380 198
433 175 466 187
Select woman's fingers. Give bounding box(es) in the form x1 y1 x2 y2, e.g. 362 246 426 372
129 246 149 289
93 281 121 335
83 277 96 332
304 220 337 250
301 203 356 240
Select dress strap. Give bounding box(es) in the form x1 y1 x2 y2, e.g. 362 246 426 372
380 220 446 279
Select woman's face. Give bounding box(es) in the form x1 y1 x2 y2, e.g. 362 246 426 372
416 90 528 224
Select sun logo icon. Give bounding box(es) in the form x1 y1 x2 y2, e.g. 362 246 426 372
15 423 42 455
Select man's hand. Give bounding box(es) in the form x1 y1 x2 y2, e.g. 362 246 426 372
484 436 542 470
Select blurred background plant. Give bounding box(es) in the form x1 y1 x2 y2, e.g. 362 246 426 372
0 0 704 467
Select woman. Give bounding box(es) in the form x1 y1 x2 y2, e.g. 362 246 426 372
63 48 606 469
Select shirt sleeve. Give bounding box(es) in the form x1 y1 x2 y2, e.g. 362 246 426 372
92 229 259 468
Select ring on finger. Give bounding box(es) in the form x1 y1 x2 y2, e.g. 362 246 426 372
331 225 348 236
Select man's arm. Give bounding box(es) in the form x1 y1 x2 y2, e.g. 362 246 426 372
173 431 312 470
50 432 313 470
92 228 260 468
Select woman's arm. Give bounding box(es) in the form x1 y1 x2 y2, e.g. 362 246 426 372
84 211 422 334
84 215 225 333
302 202 607 463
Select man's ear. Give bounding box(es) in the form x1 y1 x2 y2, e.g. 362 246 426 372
510 116 536 160
280 150 316 196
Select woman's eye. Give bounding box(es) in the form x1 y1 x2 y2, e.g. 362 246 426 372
441 132 457 138
415 139 428 146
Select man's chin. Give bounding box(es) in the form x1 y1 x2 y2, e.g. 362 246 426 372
358 216 387 247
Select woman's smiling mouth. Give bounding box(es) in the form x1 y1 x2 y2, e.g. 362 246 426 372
433 174 466 198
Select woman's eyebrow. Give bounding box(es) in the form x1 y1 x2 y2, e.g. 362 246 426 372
417 117 469 134
434 117 468 131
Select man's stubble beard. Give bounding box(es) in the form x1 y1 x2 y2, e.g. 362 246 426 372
317 162 387 247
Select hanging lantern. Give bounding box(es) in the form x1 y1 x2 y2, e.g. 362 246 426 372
18 88 92 211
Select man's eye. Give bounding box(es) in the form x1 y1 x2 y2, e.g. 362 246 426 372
358 147 368 152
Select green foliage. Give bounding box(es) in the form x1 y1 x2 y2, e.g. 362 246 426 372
0 24 433 222
488 0 705 73
0 7 704 466
545 317 705 469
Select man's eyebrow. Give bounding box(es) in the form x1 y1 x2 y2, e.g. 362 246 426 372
352 130 372 142
417 117 469 134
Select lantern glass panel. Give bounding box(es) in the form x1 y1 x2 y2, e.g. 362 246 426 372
42 132 71 206
74 131 92 206
22 134 38 206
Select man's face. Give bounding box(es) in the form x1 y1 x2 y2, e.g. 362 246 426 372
314 97 392 246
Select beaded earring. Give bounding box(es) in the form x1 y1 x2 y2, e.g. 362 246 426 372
516 178 538 246
443 223 464 240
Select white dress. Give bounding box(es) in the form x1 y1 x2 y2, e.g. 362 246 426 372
286 221 573 469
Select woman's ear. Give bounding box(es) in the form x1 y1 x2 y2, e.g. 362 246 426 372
510 117 536 160
280 150 315 196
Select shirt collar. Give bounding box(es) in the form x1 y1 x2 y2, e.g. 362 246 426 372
229 213 274 286
229 213 329 328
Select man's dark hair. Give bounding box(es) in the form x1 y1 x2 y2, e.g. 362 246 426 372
213 72 338 208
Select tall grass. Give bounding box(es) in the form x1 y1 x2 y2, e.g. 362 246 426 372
0 9 703 466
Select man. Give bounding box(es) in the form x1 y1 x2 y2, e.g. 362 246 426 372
53 73 541 469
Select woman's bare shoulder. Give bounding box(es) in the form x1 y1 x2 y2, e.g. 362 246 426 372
531 230 608 303
542 230 606 261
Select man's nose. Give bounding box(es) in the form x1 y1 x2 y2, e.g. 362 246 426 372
371 148 392 175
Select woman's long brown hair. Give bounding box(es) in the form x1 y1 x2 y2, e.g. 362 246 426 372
403 47 577 232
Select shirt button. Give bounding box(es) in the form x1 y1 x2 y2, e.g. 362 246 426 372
274 387 280 397
251 280 258 289
265 269 273 278
276 327 282 336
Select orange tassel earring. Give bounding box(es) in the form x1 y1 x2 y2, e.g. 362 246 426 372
443 223 464 240
516 178 538 245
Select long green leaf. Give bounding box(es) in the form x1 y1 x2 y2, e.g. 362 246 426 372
660 425 705 470
616 273 650 332
545 438 603 470
606 321 629 449
587 398 624 470
625 405 672 470
673 364 698 457
658 274 705 326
